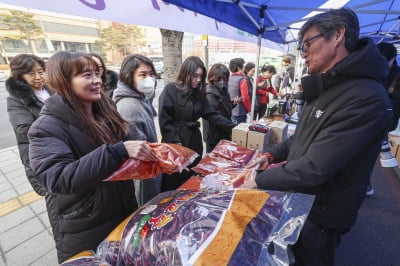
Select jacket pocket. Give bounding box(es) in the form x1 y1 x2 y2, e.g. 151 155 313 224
61 190 98 220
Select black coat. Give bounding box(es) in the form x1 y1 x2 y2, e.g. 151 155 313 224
158 83 236 156
202 84 233 149
28 94 137 263
6 77 51 196
158 83 236 190
385 63 400 130
256 38 392 231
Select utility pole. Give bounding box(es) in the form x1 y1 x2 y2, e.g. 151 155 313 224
202 34 208 71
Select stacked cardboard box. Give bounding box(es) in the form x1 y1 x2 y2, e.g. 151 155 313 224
231 121 289 153
247 130 270 153
268 121 288 148
388 135 400 164
231 123 250 147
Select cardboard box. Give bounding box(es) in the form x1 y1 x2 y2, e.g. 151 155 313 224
232 123 250 148
388 135 400 158
272 114 284 121
247 130 270 153
268 121 288 147
396 149 400 167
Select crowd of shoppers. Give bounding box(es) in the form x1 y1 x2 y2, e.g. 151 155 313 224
4 7 399 264
158 56 235 190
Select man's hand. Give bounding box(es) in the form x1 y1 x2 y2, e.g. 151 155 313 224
240 176 258 189
247 155 269 170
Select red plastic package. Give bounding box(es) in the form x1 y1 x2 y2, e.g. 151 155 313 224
211 140 256 165
177 175 203 190
191 154 242 176
105 159 160 181
150 143 198 174
105 143 199 181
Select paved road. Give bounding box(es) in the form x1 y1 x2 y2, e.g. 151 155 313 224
335 162 400 266
0 82 17 149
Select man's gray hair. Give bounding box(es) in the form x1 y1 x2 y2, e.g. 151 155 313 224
299 8 360 52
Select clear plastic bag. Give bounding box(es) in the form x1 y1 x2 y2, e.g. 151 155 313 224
94 189 314 266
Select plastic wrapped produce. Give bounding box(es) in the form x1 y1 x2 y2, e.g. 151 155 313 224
95 189 314 266
105 143 198 181
211 140 257 165
191 154 243 176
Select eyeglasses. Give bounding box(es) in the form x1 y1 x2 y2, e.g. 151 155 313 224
298 33 323 53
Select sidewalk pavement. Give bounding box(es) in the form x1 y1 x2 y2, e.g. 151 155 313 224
0 146 57 266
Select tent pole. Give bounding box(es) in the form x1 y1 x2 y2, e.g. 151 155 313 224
250 33 262 122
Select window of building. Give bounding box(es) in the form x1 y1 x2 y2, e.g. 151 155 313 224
64 41 86 52
2 39 29 53
34 39 48 53
51 41 62 51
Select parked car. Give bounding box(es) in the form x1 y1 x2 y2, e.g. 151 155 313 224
154 62 164 79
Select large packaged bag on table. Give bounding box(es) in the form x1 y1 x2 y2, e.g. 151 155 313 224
86 189 313 266
60 251 110 265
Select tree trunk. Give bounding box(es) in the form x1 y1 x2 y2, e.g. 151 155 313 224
160 29 184 84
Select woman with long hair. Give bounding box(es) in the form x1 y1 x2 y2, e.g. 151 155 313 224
6 54 52 196
28 51 157 263
158 56 236 190
113 54 161 206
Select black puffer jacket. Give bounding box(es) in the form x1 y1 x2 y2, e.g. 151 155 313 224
28 94 137 263
159 83 236 156
6 77 50 196
256 38 392 231
202 84 233 150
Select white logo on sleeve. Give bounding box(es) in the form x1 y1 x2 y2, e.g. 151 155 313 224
315 110 324 118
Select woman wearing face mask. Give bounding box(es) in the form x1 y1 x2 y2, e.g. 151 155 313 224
28 51 157 263
6 54 52 196
203 63 240 153
112 54 161 206
159 57 236 190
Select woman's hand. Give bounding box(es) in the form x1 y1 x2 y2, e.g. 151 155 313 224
247 155 269 170
123 140 158 161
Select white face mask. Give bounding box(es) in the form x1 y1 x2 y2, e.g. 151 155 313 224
136 77 155 96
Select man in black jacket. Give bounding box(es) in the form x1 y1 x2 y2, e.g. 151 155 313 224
249 8 391 266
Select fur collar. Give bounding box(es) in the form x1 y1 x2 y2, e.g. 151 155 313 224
6 77 46 105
